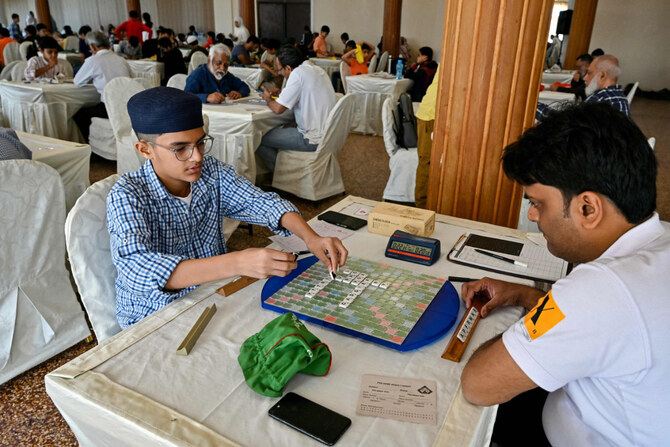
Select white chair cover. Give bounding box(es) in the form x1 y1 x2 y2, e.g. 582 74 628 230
63 36 80 52
19 41 33 60
380 97 418 202
89 117 117 160
65 174 122 342
0 160 90 384
9 61 27 81
272 94 356 201
648 137 656 150
376 51 389 73
368 54 378 74
3 42 21 65
103 77 148 173
60 59 74 77
0 60 21 80
167 73 188 90
339 61 351 93
188 52 208 74
627 81 639 105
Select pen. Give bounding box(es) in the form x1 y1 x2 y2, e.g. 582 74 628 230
448 276 479 283
474 249 528 268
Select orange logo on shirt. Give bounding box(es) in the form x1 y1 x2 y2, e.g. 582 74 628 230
523 291 565 340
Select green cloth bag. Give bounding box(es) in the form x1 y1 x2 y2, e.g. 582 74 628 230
238 312 332 397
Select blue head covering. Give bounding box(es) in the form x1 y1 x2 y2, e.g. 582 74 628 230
127 87 203 134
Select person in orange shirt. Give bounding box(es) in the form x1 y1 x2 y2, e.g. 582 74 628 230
341 41 374 76
312 25 331 58
0 27 18 67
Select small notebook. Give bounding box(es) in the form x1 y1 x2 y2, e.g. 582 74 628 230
447 232 568 282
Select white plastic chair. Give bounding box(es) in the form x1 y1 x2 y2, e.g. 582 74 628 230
627 81 639 105
0 159 90 384
188 52 208 74
167 73 188 90
380 97 418 202
368 53 378 73
3 42 21 65
271 94 356 201
19 41 33 60
0 60 21 80
63 36 80 52
376 51 388 73
9 61 27 81
103 77 149 174
65 174 123 342
339 61 351 93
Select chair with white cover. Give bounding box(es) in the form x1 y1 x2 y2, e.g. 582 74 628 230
376 51 388 73
60 59 74 77
188 52 208 74
3 42 21 65
380 97 418 202
627 81 639 105
271 94 356 201
65 174 122 342
63 36 80 52
648 137 655 151
368 53 378 74
9 60 27 81
0 160 90 384
0 60 21 80
19 41 33 60
167 73 188 90
339 61 351 93
89 117 117 160
103 77 149 173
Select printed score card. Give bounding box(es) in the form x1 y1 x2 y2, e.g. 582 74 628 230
356 374 437 425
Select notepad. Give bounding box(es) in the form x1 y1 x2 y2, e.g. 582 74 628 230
447 232 568 282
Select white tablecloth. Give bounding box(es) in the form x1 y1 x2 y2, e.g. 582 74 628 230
17 131 91 211
538 90 576 108
310 57 341 78
346 74 413 136
0 80 100 143
228 66 263 90
128 59 165 88
46 195 540 447
541 70 575 84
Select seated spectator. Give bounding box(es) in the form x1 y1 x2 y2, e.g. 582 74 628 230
184 43 250 103
331 40 356 92
258 45 336 172
203 31 215 49
24 36 67 81
231 36 260 65
0 128 32 160
158 37 187 86
342 41 374 75
215 33 226 45
313 26 331 58
177 33 187 47
184 35 207 63
187 25 198 37
78 25 93 64
61 25 75 37
405 46 438 102
259 38 283 89
23 25 38 60
0 27 18 67
550 53 592 101
583 54 630 117
222 38 234 51
141 38 159 58
116 35 142 60
35 23 49 38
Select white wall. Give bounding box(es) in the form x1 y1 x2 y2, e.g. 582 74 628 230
590 0 670 90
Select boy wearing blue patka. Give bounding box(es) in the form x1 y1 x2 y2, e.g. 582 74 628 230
107 87 347 329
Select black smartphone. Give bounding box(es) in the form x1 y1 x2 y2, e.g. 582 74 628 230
268 392 351 445
317 211 367 230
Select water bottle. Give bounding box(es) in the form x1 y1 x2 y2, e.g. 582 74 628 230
395 59 403 80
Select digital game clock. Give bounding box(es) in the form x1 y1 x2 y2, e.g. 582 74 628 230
384 230 441 266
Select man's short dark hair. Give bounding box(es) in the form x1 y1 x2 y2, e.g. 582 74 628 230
577 53 593 64
25 25 36 35
419 46 433 60
129 10 139 19
321 25 330 34
216 33 224 43
345 40 356 50
502 103 656 224
0 28 9 38
247 35 260 45
591 48 604 57
36 23 47 31
12 14 19 20
129 36 139 47
277 44 306 70
341 32 349 41
223 38 234 49
266 38 280 51
79 25 92 36
158 37 172 49
207 31 215 39
37 36 61 51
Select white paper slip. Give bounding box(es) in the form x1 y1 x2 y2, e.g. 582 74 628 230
356 374 437 425
269 220 355 252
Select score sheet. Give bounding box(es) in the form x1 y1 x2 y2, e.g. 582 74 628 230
356 374 437 425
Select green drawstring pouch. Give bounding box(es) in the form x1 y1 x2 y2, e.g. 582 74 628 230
238 312 332 397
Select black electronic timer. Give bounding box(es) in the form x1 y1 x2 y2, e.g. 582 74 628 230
384 230 441 266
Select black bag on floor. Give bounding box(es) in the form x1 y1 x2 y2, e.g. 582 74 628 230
393 92 418 149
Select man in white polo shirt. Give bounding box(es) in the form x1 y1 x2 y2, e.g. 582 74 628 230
459 102 669 446
258 44 336 172
73 31 132 142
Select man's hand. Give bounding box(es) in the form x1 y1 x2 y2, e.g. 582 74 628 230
237 248 298 278
226 90 242 100
549 83 559 91
260 86 273 101
303 235 348 274
206 92 225 103
461 277 544 318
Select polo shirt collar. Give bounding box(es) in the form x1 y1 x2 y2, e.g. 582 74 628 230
599 212 664 259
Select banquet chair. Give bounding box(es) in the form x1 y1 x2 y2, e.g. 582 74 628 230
167 73 188 90
60 59 74 77
63 36 80 52
368 54 377 73
19 41 33 60
9 60 27 81
376 51 389 73
0 60 21 80
627 81 639 105
271 94 355 201
0 160 90 384
65 174 122 342
380 97 418 203
103 77 149 173
3 42 21 65
339 61 351 93
188 52 208 74
648 137 655 151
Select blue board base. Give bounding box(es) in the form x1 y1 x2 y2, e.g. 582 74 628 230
261 257 461 352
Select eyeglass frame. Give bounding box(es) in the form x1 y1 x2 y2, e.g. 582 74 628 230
139 133 215 161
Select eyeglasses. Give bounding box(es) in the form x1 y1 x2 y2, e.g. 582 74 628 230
144 135 214 161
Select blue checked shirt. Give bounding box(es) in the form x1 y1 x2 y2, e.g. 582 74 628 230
585 84 630 117
107 156 299 329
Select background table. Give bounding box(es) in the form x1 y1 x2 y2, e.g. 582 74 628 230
541 70 575 84
228 66 263 91
538 90 576 108
0 80 100 143
128 59 165 87
346 74 413 135
310 57 341 78
46 195 542 447
17 131 91 211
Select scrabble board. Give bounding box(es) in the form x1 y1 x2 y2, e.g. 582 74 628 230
261 256 460 351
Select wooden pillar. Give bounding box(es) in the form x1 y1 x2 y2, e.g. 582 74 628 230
126 0 142 17
426 0 554 228
35 0 52 32
563 0 599 69
239 0 256 36
382 0 402 58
